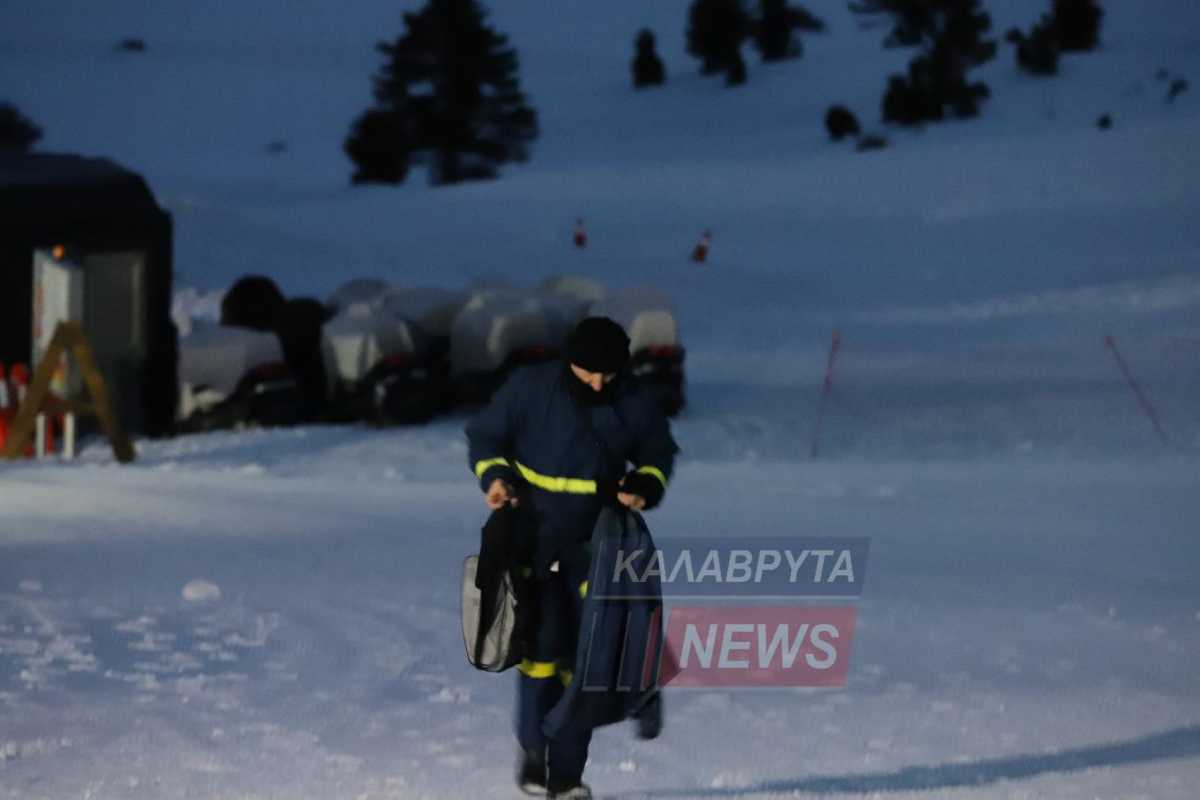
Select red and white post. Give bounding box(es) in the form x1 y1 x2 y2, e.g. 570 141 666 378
691 229 711 264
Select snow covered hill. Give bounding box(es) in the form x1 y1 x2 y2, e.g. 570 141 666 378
7 0 1199 453
2 0 1200 797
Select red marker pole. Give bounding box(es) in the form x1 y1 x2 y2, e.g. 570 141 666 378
1104 335 1168 445
691 229 711 264
810 329 841 459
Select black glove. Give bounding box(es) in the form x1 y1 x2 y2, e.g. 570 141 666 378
619 470 665 510
596 477 622 507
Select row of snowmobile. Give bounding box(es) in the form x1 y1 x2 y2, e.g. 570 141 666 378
175 275 685 433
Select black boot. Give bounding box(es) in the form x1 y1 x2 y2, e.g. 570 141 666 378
548 780 592 799
633 690 663 740
517 747 547 796
546 728 592 798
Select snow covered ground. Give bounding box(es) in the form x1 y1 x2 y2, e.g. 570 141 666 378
3 437 1199 798
3 0 1200 797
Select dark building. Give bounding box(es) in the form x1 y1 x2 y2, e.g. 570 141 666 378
0 152 177 436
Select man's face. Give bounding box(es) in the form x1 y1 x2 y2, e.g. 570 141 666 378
569 363 617 392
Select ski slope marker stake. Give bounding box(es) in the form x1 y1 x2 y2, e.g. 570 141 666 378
810 329 841 459
1104 335 1168 445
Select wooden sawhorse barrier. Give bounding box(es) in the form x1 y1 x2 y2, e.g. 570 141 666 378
1 322 135 463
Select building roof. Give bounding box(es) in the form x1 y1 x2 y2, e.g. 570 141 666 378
0 151 166 229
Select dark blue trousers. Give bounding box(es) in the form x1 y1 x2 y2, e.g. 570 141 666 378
516 554 593 786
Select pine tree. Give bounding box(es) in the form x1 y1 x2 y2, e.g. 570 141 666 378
727 50 749 85
854 0 996 124
1006 19 1060 76
825 105 861 140
848 0 935 47
0 102 42 151
344 0 538 186
632 29 667 88
792 5 827 32
1005 0 1100 77
345 109 411 184
687 0 751 82
1051 0 1103 52
755 0 803 62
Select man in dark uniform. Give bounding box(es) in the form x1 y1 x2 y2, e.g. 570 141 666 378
466 317 679 799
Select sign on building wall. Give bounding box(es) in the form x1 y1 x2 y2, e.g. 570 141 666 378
32 249 84 399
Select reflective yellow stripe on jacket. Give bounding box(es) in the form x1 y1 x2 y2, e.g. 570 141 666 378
474 458 598 494
474 460 666 495
474 457 511 480
518 659 573 686
517 659 557 678
635 465 668 490
514 462 597 495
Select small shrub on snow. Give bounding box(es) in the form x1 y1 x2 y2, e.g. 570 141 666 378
632 29 666 88
825 105 861 141
1167 78 1189 104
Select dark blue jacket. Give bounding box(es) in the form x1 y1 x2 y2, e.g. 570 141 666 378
465 361 678 574
544 506 664 737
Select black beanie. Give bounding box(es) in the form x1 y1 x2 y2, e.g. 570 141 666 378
566 317 630 374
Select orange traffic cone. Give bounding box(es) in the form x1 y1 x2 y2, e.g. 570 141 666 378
573 218 588 249
1 363 61 458
691 229 711 263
